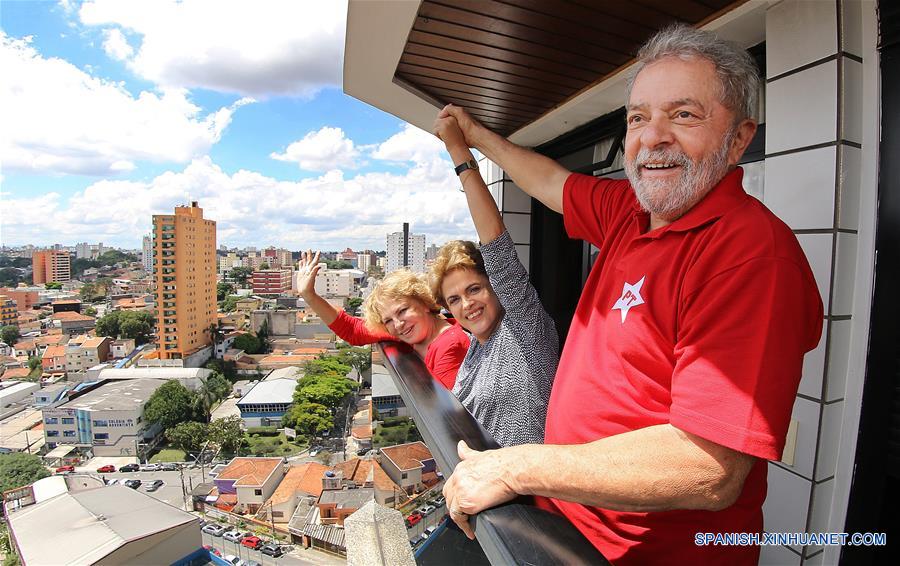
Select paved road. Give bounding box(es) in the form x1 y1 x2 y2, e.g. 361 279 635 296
201 531 344 566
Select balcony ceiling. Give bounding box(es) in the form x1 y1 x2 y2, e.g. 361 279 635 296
393 0 746 137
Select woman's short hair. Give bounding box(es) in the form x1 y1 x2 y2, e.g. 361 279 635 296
429 240 486 307
362 268 441 332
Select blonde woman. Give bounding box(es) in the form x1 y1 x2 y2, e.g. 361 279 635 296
432 113 558 447
296 255 468 389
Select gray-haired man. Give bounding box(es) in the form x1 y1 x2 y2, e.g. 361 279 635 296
440 25 823 565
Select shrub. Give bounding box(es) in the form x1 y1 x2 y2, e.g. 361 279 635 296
252 434 260 438
247 426 279 436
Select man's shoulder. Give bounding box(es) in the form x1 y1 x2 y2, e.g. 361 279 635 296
712 196 805 261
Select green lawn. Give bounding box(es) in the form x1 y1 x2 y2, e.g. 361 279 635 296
150 448 187 463
244 432 307 457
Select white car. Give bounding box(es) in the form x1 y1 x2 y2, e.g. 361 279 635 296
223 554 241 566
106 479 119 486
223 530 244 542
140 463 161 472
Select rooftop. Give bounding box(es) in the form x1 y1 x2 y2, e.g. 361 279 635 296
268 462 329 505
97 367 212 380
264 366 303 381
333 458 399 493
217 457 284 487
42 345 67 358
319 486 375 510
61 379 166 411
1 367 30 380
372 364 399 398
237 379 296 405
7 486 198 565
380 441 434 471
52 311 95 322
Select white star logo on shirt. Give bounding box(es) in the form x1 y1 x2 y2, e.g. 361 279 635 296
612 276 646 323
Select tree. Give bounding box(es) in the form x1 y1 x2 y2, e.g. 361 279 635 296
144 381 198 430
294 374 356 410
84 306 97 317
206 358 238 381
119 313 153 344
95 311 121 338
205 371 232 401
233 333 262 354
303 357 352 379
217 282 235 301
257 319 271 353
206 321 227 358
79 283 97 301
165 421 208 453
345 297 363 315
259 262 270 270
336 346 372 375
283 402 333 439
0 267 23 287
208 415 244 453
324 260 353 269
44 282 63 290
0 452 50 493
0 325 20 346
230 267 253 286
220 295 240 313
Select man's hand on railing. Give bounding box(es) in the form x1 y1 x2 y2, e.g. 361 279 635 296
443 440 520 539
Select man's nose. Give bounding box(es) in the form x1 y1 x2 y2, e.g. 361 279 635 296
640 117 674 149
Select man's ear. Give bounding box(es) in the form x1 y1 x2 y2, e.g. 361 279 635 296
728 119 758 166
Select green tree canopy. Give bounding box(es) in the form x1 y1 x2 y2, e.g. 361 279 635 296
144 381 199 430
44 282 63 290
303 357 352 379
0 267 24 287
220 295 240 313
233 333 262 354
95 311 155 344
335 346 371 375
165 421 208 453
345 297 363 315
324 260 353 269
229 267 253 285
0 325 20 346
216 282 235 301
208 415 244 453
0 452 50 493
294 374 357 410
283 401 333 439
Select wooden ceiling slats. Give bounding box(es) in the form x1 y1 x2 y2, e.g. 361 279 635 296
419 2 632 64
396 0 742 137
492 0 655 43
438 0 639 57
405 43 587 90
396 73 556 109
406 30 600 82
412 18 617 75
399 53 576 97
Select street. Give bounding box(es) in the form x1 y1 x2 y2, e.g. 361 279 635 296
201 531 344 566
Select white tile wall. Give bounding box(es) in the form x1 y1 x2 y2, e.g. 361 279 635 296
760 543 803 566
766 61 838 153
763 147 836 229
514 245 530 273
841 0 864 58
805 479 836 556
504 213 531 245
741 160 765 200
831 233 858 315
825 320 851 402
502 182 532 214
815 402 843 480
763 462 811 551
798 320 827 399
841 59 864 144
796 234 833 308
765 0 837 78
838 145 862 231
784 396 822 479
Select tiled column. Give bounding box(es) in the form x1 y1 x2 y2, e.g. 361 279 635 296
478 157 531 271
760 1 865 565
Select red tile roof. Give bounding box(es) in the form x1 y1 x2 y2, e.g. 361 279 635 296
42 345 67 359
380 442 434 471
332 459 399 493
217 457 284 486
268 462 329 505
52 311 95 322
1 367 30 380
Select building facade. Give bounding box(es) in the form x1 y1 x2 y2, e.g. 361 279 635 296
385 224 426 273
0 295 16 327
0 288 38 312
142 234 153 272
32 250 71 284
152 202 217 360
252 269 293 296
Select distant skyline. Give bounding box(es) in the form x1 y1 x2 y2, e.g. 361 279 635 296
0 0 477 250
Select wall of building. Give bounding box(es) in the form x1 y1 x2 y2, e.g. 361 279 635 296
102 522 201 566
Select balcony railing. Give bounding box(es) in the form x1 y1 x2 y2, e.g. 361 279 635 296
377 342 609 566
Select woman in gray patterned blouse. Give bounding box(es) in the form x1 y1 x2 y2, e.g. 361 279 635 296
432 113 559 447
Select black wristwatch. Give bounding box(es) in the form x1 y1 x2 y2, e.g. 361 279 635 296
454 159 478 176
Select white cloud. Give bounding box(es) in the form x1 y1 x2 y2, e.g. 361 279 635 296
101 28 132 61
78 0 346 98
0 33 253 176
372 123 447 164
2 156 475 250
270 127 360 172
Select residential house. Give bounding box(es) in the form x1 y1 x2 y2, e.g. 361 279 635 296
50 299 81 314
13 339 38 359
51 311 96 336
213 457 287 514
109 338 136 359
332 457 404 507
264 462 328 524
0 295 17 327
65 336 110 380
379 442 438 496
0 367 30 382
41 344 67 374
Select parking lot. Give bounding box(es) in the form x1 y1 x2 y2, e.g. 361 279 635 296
94 467 210 509
201 530 344 566
405 495 448 548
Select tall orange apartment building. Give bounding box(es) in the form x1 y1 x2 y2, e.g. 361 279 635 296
32 250 71 284
152 202 217 360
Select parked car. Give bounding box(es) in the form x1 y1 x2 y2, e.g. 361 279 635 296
422 505 437 516
223 555 241 566
119 463 140 472
140 463 160 472
405 512 423 528
223 530 245 543
159 462 179 471
422 525 438 539
431 495 446 507
260 543 284 557
240 535 263 550
55 465 74 473
96 465 116 473
202 523 228 537
144 479 164 492
106 478 120 486
243 561 262 566
123 479 142 489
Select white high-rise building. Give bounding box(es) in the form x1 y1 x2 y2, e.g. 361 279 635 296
142 235 153 272
386 223 426 273
75 243 91 259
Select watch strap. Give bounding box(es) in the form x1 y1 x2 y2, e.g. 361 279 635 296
454 159 478 176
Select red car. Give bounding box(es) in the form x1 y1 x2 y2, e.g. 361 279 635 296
241 536 262 550
405 512 423 527
96 465 116 473
55 465 75 473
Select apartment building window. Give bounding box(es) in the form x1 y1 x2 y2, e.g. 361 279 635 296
44 417 58 425
61 417 74 424
94 433 109 440
63 430 76 437
46 430 59 437
254 489 263 496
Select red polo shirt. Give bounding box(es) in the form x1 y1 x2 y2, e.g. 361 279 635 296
542 168 823 565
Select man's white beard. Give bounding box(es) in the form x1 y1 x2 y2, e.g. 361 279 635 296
625 132 734 221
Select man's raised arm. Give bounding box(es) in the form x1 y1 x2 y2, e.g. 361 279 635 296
439 104 571 214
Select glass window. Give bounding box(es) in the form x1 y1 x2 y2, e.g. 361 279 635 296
44 417 58 425
63 430 76 437
254 489 263 496
46 430 59 437
94 433 109 440
61 417 74 425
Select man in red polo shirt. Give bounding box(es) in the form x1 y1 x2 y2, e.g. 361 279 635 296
438 25 823 565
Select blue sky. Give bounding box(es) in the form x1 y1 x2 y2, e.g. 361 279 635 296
0 0 473 250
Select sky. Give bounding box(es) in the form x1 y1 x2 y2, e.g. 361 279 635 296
0 0 476 251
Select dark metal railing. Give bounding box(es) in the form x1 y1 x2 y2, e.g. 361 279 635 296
378 342 609 566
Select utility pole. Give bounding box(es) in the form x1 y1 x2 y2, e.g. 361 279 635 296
269 500 276 540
